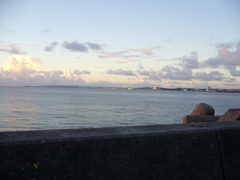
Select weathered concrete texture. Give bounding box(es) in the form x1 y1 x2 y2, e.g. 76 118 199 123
192 121 240 180
181 115 220 124
218 109 240 122
1 122 240 179
191 103 215 116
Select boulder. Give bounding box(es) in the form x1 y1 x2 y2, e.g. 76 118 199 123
181 115 220 124
191 103 215 116
218 109 240 122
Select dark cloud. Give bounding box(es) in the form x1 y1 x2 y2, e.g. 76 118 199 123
226 66 240 77
62 41 104 53
0 47 25 54
223 77 236 83
62 41 88 52
81 70 90 74
194 71 224 81
86 42 103 50
223 83 240 87
139 71 150 76
9 47 26 54
215 42 234 49
159 66 193 80
0 48 8 52
179 51 199 69
107 69 135 76
0 43 25 54
45 42 59 52
139 70 161 81
73 70 81 74
202 57 222 68
42 29 51 34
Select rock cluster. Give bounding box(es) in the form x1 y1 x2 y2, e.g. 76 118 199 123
181 103 240 124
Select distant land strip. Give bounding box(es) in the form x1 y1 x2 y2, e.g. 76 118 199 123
23 85 240 93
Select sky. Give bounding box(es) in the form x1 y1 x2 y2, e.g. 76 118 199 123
0 0 240 88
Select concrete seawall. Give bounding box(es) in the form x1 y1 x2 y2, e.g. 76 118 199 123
1 121 240 180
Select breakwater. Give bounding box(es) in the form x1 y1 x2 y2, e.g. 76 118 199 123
1 121 240 179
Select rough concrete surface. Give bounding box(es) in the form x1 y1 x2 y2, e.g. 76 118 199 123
1 122 240 179
218 109 240 122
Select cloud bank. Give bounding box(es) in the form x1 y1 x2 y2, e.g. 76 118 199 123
0 55 89 86
203 42 240 76
1 41 239 88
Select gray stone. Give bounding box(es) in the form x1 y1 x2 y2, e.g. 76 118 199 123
218 109 240 122
191 103 215 116
181 115 220 124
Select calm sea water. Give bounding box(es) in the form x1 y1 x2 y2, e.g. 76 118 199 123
0 86 239 131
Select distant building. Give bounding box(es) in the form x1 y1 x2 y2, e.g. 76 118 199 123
206 86 211 92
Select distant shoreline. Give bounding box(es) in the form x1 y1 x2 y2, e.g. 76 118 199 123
18 85 240 93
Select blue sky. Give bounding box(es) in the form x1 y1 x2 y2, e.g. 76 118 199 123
0 0 240 88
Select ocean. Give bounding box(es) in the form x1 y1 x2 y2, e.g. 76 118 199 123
0 86 239 131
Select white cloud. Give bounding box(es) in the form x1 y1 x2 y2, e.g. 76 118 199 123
4 55 42 71
0 56 89 86
202 41 240 76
